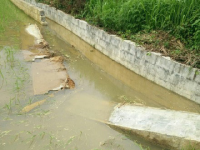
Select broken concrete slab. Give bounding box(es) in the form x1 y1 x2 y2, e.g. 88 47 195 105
109 104 200 149
25 24 74 95
20 99 46 113
32 58 68 95
26 24 43 43
22 50 50 61
26 24 49 47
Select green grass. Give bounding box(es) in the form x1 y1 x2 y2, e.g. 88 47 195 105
0 0 33 48
37 0 200 68
83 0 200 50
0 0 19 40
82 0 200 68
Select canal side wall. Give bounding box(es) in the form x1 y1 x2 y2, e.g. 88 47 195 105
13 0 200 104
11 0 47 25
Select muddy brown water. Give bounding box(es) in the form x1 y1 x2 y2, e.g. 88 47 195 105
1 4 200 150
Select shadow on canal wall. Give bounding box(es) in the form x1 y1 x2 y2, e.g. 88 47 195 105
12 0 200 104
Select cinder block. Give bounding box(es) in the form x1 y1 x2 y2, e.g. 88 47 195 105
84 37 91 45
121 40 130 51
191 94 200 104
179 65 196 80
40 16 46 22
134 58 141 68
156 56 172 72
110 35 121 47
97 29 103 39
86 24 92 36
167 60 176 74
71 25 77 35
144 52 158 65
80 28 86 37
95 44 103 52
184 81 197 92
79 20 87 30
157 67 170 82
171 74 181 86
172 62 182 74
37 3 43 9
102 31 111 43
63 19 70 31
99 39 107 50
195 72 200 83
129 43 137 56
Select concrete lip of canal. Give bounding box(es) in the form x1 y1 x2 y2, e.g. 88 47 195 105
109 104 200 149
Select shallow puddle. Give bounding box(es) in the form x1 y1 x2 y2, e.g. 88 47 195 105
1 1 200 150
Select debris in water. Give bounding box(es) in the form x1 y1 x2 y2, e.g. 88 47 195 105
25 24 75 95
22 50 51 61
65 54 70 58
26 24 47 46
65 77 75 89
32 58 74 95
20 99 46 113
50 56 64 63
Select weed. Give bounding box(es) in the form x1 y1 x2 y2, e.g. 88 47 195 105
146 52 152 56
3 98 13 113
0 69 4 88
164 42 170 49
195 70 199 76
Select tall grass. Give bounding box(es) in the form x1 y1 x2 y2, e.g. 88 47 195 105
83 0 200 51
0 0 32 48
0 0 18 34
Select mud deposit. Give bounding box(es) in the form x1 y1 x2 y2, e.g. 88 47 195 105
1 1 200 150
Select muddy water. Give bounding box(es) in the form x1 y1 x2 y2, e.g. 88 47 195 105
1 2 200 150
45 19 200 113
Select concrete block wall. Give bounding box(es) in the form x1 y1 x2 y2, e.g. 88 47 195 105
22 0 200 104
11 0 47 25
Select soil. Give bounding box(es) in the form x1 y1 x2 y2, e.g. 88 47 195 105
128 30 200 68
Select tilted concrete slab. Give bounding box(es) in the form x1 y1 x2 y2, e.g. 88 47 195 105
31 59 68 95
109 104 200 149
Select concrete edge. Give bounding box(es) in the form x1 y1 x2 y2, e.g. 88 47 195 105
108 104 200 149
108 124 200 150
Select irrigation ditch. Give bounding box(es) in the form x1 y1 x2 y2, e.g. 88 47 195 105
18 0 200 104
0 0 200 150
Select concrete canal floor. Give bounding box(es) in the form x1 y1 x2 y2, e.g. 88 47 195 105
0 1 200 150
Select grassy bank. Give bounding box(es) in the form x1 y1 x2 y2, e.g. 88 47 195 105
0 0 20 47
37 0 200 68
0 0 33 48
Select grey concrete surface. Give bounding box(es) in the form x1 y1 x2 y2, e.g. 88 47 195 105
109 104 200 149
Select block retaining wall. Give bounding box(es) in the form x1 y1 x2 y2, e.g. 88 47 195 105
13 0 200 104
